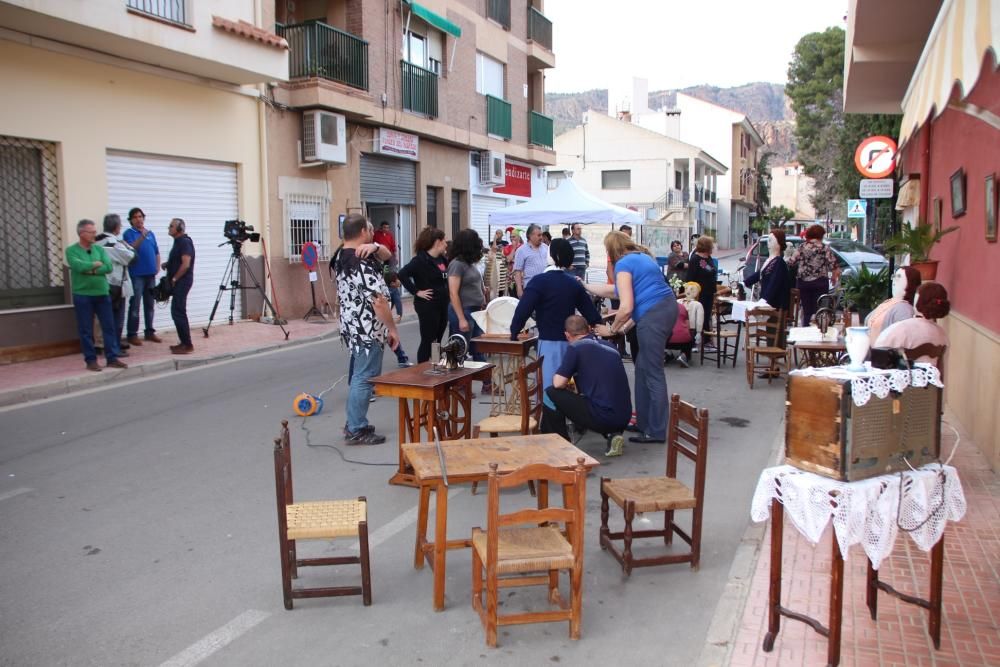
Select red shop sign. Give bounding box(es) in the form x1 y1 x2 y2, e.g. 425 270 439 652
494 162 532 197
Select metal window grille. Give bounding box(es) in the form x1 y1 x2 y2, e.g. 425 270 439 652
127 0 188 26
0 135 63 310
283 194 330 262
426 186 438 228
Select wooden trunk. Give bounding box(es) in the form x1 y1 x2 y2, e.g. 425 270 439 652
785 374 941 481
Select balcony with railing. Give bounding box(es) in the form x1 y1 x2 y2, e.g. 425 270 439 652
401 61 438 117
487 0 511 29
127 0 189 26
276 21 369 90
528 111 553 149
486 95 512 140
527 7 552 50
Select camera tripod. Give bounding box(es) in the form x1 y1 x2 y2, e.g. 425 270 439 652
203 240 289 339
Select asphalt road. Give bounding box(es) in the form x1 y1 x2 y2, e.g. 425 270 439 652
0 305 783 667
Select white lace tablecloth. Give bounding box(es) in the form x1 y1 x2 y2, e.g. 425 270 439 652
751 464 966 569
789 362 944 406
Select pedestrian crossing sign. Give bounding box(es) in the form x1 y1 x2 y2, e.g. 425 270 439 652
847 199 867 219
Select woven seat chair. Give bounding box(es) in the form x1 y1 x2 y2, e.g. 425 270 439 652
701 297 742 368
273 420 372 608
744 307 790 388
471 356 544 496
472 459 587 647
600 395 709 575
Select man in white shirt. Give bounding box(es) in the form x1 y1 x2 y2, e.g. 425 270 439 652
513 223 549 293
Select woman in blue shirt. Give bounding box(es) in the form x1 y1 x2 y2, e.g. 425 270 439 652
584 231 677 443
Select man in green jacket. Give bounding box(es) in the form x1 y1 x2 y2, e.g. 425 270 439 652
66 219 128 371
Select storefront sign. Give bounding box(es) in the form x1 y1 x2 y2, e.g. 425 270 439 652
493 161 532 197
375 128 419 160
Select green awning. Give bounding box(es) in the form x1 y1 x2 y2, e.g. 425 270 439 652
404 0 461 38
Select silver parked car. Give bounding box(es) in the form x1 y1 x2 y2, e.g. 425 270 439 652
742 235 888 282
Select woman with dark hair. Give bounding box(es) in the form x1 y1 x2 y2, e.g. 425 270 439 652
788 224 840 326
685 235 718 347
447 229 489 377
666 240 688 284
865 266 922 341
584 231 678 444
398 226 449 363
875 281 950 367
744 229 791 311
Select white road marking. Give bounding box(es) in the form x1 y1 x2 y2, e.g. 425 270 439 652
0 487 32 502
349 487 464 551
158 609 270 667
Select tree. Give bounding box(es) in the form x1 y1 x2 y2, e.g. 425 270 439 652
765 205 795 226
786 28 901 225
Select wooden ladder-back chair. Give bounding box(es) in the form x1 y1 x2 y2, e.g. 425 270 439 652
599 395 709 575
788 288 801 330
471 459 587 647
273 420 372 608
471 356 544 496
744 307 790 388
701 297 742 368
903 343 947 379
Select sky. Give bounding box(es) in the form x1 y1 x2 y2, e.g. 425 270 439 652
543 0 848 93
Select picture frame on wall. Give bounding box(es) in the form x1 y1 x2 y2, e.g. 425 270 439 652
933 197 942 232
987 174 997 243
950 168 966 217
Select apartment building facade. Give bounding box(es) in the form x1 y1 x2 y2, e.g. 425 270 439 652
264 0 556 316
553 109 726 279
624 88 764 249
0 0 287 360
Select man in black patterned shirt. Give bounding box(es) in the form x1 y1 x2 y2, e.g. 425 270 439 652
334 214 400 445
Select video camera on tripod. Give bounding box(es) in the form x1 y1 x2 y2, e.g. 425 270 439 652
222 219 260 245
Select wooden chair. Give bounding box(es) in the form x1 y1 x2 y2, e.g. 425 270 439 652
787 288 801 332
273 420 372 608
903 343 946 379
471 356 544 495
471 459 587 647
700 297 742 368
744 307 790 388
599 394 709 575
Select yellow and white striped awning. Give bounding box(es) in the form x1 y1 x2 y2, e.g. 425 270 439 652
900 0 1000 146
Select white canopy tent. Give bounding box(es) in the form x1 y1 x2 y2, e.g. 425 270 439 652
487 178 643 228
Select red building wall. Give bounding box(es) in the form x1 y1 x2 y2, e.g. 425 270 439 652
899 54 1000 335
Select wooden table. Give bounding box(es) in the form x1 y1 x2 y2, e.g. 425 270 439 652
471 334 538 416
371 361 494 487
402 433 600 610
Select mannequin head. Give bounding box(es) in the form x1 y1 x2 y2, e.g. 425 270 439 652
683 281 701 300
914 281 950 320
890 266 922 302
767 229 787 256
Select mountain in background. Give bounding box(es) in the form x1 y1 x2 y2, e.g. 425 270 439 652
545 82 797 164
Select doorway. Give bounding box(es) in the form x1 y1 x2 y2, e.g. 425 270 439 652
366 204 414 268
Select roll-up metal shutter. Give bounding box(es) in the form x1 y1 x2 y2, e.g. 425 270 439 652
106 152 239 328
471 195 508 246
360 155 416 205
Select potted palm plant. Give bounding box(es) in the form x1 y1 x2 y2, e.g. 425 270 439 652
883 222 958 280
840 265 891 321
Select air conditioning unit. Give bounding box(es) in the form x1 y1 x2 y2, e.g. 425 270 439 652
479 150 506 186
302 110 346 164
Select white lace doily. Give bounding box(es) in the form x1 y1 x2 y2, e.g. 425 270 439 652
790 363 943 406
750 464 966 569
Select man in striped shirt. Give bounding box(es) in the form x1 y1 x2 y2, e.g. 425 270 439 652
568 223 590 280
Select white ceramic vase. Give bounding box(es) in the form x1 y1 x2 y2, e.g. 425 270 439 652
845 326 871 371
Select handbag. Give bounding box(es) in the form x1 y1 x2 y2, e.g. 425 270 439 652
153 276 173 302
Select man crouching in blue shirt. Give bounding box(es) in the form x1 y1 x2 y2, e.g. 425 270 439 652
547 315 633 457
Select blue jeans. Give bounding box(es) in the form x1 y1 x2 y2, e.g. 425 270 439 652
447 304 485 362
634 296 678 440
389 286 403 317
111 292 127 344
537 339 568 410
73 294 120 364
171 278 192 346
346 344 384 433
127 274 157 338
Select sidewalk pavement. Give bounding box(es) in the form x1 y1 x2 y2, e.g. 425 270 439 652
713 413 1000 667
0 317 343 407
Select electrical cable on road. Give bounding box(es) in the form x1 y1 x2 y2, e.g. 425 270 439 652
297 415 396 467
